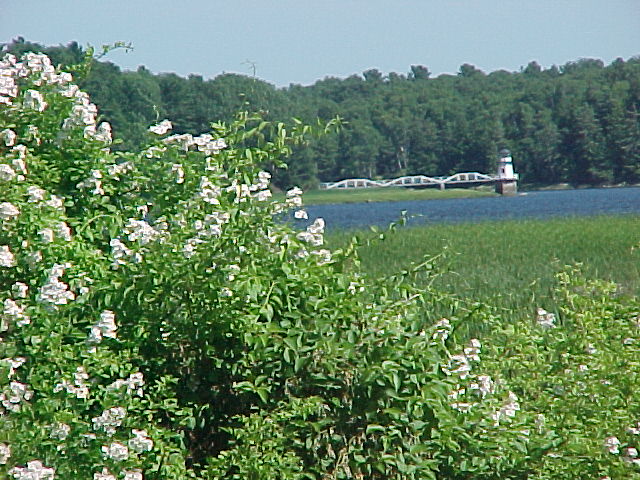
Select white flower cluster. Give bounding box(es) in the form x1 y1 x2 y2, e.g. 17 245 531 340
0 202 20 221
9 460 55 480
2 298 31 327
49 422 71 440
604 436 621 454
92 406 126 436
432 318 451 341
297 218 325 247
88 310 117 344
491 391 520 426
1 128 16 146
1 52 74 112
124 218 164 246
623 447 640 466
0 357 26 378
286 186 303 207
182 212 231 259
149 119 172 135
108 372 145 397
0 381 34 414
60 85 112 143
109 238 141 268
536 307 556 328
171 163 185 184
37 263 75 308
37 222 72 244
129 429 154 453
0 443 10 464
24 89 47 112
94 468 116 480
0 245 15 267
0 163 18 182
444 339 482 379
102 441 129 461
199 176 222 204
106 160 134 180
76 169 105 195
54 366 90 399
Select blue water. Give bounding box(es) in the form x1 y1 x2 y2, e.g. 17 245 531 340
301 187 640 230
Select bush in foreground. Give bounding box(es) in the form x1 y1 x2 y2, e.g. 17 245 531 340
2 51 640 480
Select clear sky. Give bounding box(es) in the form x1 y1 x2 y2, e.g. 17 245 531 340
2 0 639 87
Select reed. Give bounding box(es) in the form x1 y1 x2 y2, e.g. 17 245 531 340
327 215 640 313
276 187 496 205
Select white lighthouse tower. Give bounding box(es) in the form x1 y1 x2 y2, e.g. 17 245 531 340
495 149 518 195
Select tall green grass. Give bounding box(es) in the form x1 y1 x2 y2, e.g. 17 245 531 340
275 187 495 205
327 215 640 314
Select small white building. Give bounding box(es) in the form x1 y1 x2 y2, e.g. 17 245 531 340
495 149 518 195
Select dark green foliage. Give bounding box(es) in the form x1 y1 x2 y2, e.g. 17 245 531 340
4 39 639 189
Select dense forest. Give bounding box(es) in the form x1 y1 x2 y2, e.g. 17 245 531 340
4 38 640 190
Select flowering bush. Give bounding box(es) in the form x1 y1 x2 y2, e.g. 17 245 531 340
2 50 640 480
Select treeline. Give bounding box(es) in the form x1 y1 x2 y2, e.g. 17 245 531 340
4 38 640 189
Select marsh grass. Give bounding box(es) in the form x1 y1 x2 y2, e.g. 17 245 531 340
327 215 640 315
275 187 496 205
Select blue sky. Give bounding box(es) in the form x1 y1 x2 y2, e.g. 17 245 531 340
2 0 639 87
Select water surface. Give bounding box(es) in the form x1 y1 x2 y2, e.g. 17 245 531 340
301 187 640 230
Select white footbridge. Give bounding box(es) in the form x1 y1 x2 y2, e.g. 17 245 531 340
319 172 503 190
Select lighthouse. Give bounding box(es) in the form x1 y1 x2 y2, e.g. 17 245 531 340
495 149 518 195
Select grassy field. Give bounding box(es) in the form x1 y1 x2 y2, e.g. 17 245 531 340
275 187 496 205
326 215 640 314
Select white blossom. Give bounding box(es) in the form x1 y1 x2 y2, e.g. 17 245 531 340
1 129 16 146
432 318 451 341
0 202 20 221
199 176 221 204
128 429 154 453
149 119 172 135
492 391 520 425
27 185 46 202
92 407 127 436
23 89 47 112
109 372 145 397
102 442 129 461
536 307 556 328
124 218 162 245
444 354 472 379
294 209 308 219
0 357 25 377
54 366 89 399
9 460 55 480
1 381 34 414
38 228 54 243
0 164 16 181
3 298 30 327
49 422 71 440
89 310 117 343
93 468 116 480
171 163 185 183
0 443 10 464
464 338 482 362
311 249 332 265
37 264 75 307
110 238 134 267
0 245 16 267
123 471 143 480
604 436 621 454
55 221 72 241
11 281 28 299
45 195 64 209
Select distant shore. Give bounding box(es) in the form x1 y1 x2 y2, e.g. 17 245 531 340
274 183 640 206
275 187 496 205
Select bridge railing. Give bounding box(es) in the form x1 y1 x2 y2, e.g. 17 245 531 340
319 172 507 190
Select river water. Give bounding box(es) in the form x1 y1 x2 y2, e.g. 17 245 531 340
301 187 640 230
